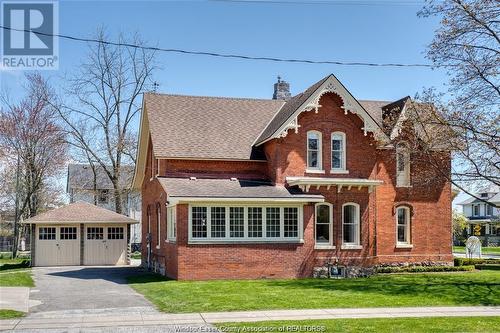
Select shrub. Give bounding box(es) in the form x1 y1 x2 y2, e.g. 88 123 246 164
0 252 13 259
454 258 500 266
0 259 30 271
376 265 474 274
475 264 500 271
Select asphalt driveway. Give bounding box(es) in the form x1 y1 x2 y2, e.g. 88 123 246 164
30 266 156 313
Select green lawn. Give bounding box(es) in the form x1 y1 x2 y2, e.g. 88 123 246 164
0 310 25 319
127 270 500 313
454 246 500 255
216 317 500 333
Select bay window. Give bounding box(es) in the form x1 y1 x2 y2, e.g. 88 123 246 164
342 203 360 247
189 205 302 242
307 131 322 171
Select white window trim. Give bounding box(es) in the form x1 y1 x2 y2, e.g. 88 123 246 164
306 130 323 172
156 205 161 249
166 205 177 242
341 202 361 249
396 142 411 187
188 203 304 244
330 132 348 174
314 202 335 250
396 206 412 247
472 204 480 216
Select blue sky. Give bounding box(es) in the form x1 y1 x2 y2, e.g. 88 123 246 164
2 0 467 206
2 0 448 101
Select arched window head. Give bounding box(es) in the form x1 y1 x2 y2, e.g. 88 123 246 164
396 142 410 187
396 206 411 245
307 131 322 171
331 132 347 172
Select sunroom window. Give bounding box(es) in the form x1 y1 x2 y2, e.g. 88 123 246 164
189 205 302 242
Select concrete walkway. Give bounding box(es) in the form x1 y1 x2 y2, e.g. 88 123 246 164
1 306 499 331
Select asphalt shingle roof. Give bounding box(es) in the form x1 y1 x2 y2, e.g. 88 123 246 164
157 177 323 200
23 201 138 224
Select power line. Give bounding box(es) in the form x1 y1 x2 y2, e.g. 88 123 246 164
0 25 437 68
210 0 428 6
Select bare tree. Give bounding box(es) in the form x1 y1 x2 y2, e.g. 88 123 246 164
415 0 499 197
57 30 156 214
0 73 67 255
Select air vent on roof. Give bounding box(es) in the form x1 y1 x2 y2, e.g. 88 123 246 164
481 193 488 198
230 177 238 181
189 177 197 181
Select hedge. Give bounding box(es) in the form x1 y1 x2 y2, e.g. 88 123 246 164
474 264 500 271
376 265 475 274
454 258 500 266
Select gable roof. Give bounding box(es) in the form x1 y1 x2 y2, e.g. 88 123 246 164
67 164 134 192
145 93 285 160
23 201 138 224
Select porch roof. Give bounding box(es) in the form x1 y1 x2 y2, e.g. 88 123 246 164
157 177 324 203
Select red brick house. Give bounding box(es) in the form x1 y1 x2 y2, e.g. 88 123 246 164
132 74 453 280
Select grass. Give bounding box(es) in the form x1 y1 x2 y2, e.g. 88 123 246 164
0 310 25 319
0 259 34 287
127 270 500 313
216 317 500 333
454 246 500 255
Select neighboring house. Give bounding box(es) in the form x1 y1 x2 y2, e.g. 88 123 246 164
457 187 500 246
23 201 138 266
132 74 453 280
67 164 142 244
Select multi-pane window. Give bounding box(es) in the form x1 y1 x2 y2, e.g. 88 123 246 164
60 227 77 240
343 204 360 245
396 143 410 187
190 206 301 242
87 227 104 240
486 204 493 216
396 207 411 244
266 207 281 238
108 227 124 240
192 207 207 238
39 227 56 240
307 131 322 170
211 207 226 238
284 207 298 238
331 132 346 171
167 206 177 241
473 204 480 216
229 207 244 238
248 207 263 238
316 204 331 245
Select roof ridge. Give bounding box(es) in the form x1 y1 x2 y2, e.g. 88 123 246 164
145 92 285 103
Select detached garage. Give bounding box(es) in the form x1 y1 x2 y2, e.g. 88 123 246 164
24 201 138 266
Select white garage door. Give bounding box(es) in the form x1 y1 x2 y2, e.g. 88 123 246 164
36 226 80 266
84 225 127 265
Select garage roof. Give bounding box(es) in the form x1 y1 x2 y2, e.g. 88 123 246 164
23 201 139 224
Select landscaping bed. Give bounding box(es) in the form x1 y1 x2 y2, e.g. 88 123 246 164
128 270 500 313
0 310 26 319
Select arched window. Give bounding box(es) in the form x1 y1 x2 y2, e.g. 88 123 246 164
342 203 360 246
307 131 322 171
331 132 346 172
315 203 333 247
156 203 161 248
396 142 410 187
396 206 411 245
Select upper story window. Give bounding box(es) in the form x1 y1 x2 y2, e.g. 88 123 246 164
189 205 302 243
396 206 411 245
307 131 322 171
331 132 347 172
396 142 410 187
342 203 360 248
472 204 480 216
98 189 109 204
315 203 333 248
486 204 493 216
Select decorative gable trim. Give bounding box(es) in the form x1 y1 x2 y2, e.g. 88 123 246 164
264 75 389 144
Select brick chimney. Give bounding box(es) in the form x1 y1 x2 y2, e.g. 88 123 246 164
273 76 291 100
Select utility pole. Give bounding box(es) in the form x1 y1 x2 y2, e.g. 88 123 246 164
13 153 20 258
